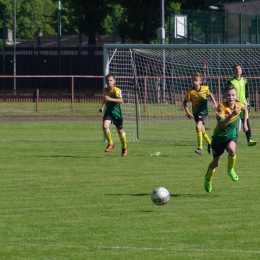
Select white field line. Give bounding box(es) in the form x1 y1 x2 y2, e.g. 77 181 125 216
1 243 260 254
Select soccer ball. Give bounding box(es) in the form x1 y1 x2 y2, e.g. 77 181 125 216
151 187 170 206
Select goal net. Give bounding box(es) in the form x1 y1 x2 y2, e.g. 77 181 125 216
103 44 260 142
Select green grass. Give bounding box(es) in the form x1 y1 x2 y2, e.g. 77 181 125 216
0 102 99 116
0 120 260 259
2 101 259 118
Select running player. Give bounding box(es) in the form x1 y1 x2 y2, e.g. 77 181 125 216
99 73 127 157
204 85 248 193
183 72 217 155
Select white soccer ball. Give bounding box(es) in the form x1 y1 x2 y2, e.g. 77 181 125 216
151 187 170 206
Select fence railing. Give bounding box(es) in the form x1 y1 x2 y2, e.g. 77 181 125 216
0 75 259 113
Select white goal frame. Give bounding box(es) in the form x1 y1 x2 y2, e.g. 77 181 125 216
103 44 260 142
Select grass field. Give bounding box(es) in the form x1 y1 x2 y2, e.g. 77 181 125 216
0 118 260 259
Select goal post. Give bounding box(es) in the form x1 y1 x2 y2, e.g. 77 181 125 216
103 44 260 142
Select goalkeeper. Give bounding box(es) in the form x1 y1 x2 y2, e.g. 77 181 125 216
183 72 217 155
204 85 248 193
99 73 127 157
227 64 257 146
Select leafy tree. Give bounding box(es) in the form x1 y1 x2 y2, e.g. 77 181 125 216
61 0 119 44
61 0 182 44
117 0 183 43
0 0 56 39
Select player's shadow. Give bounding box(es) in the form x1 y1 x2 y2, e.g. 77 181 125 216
33 155 103 159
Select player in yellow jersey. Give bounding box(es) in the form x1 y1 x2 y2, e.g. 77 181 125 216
99 74 127 157
204 85 248 193
183 72 217 155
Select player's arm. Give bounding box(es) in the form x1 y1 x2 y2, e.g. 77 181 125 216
99 89 106 113
99 96 123 113
242 105 248 132
209 92 217 109
217 107 242 128
245 82 250 112
99 99 106 113
104 95 123 103
183 100 193 119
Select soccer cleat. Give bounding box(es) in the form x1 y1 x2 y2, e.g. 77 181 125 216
195 148 203 155
105 144 114 152
204 176 212 193
227 168 239 181
207 144 212 154
122 148 128 157
247 139 257 146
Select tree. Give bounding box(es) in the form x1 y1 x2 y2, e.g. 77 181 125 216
61 0 182 44
0 0 56 39
61 0 119 44
117 0 183 43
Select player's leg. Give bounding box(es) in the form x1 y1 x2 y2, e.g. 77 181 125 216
201 122 212 154
103 116 114 152
241 118 257 146
226 139 239 181
195 119 203 155
204 157 219 193
115 119 127 157
204 142 224 193
200 114 212 154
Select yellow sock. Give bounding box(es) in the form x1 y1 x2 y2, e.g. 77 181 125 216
119 132 127 148
205 167 216 181
203 132 211 144
104 129 113 145
197 130 203 149
228 154 236 169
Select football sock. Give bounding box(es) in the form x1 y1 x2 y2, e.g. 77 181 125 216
104 129 113 145
245 130 252 142
119 132 127 148
203 132 211 144
245 120 252 142
197 130 203 149
228 154 236 169
205 167 215 181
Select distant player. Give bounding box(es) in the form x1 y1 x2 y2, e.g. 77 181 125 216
183 72 217 155
99 73 127 157
204 85 248 193
227 64 257 146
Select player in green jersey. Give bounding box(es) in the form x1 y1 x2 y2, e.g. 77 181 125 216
204 85 248 193
183 72 217 155
99 73 127 157
227 64 257 146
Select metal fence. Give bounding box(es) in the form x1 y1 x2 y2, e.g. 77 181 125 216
1 9 260 96
171 10 260 44
0 45 103 94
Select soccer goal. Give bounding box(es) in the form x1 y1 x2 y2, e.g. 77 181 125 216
103 44 260 142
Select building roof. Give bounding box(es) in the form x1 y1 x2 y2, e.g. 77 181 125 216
222 0 260 14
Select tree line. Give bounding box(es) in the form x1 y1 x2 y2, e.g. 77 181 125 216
0 0 240 44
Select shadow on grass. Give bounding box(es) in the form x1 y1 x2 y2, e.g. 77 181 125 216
105 193 218 198
33 155 103 158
